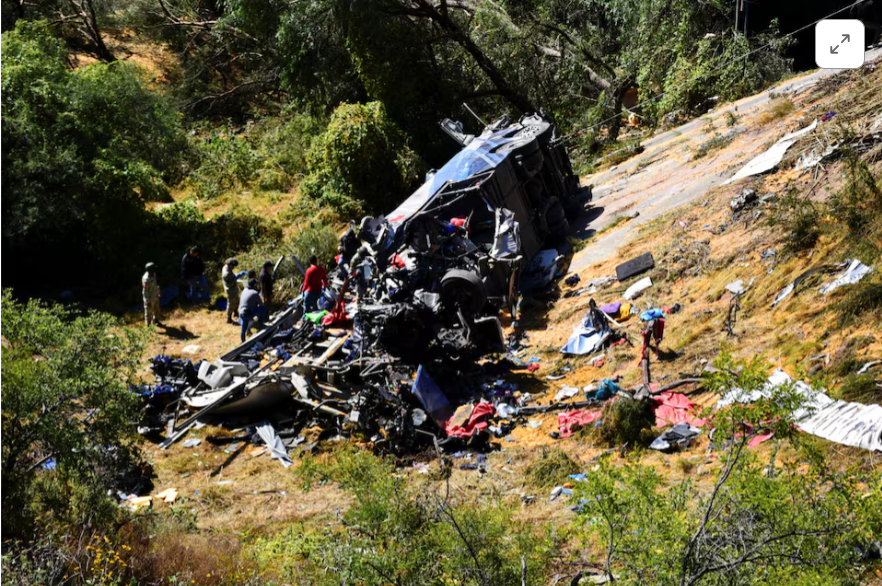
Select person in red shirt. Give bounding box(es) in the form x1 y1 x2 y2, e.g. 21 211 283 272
301 255 328 312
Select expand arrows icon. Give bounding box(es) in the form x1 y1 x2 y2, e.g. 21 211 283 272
830 45 839 54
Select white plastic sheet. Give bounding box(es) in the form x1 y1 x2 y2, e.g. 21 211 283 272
724 120 817 184
818 259 873 294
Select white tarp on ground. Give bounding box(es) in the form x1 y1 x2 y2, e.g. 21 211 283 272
818 259 874 294
718 369 882 452
724 120 818 184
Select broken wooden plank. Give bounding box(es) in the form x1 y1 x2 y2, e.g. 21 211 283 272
313 334 349 366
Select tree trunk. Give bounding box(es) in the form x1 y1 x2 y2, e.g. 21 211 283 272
410 0 536 113
605 80 632 143
69 0 115 62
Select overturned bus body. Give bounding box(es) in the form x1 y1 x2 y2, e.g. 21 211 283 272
145 113 588 454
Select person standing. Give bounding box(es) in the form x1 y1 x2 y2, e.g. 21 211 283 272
238 278 265 342
222 258 243 324
301 255 328 312
142 262 163 327
259 260 275 312
181 246 208 302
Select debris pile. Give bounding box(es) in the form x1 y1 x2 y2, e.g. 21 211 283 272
135 113 597 457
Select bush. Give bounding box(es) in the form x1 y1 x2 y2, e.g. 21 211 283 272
766 189 822 254
188 128 263 199
527 447 582 488
1 290 146 539
301 102 426 215
591 397 656 448
256 448 552 586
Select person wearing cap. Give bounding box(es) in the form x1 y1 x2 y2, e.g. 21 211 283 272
238 278 265 342
181 246 209 303
259 260 275 312
221 258 244 324
141 262 163 327
301 255 328 312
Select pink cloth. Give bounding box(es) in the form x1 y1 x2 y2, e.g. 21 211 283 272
652 392 706 427
445 403 496 438
558 409 602 438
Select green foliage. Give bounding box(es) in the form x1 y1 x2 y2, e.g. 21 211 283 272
591 396 656 447
692 132 736 160
257 448 552 586
1 21 189 294
301 102 426 215
188 128 263 199
573 448 878 586
147 201 283 291
527 447 582 488
835 373 882 405
1 290 146 539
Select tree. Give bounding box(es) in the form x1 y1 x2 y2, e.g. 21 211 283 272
1 21 189 296
301 101 426 215
2 0 116 60
1 290 147 539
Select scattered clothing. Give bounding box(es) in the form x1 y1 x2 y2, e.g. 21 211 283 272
561 306 611 355
652 392 705 427
445 402 496 438
558 409 602 438
650 422 701 451
640 308 664 321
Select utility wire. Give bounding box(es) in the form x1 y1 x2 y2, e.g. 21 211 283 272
564 0 870 145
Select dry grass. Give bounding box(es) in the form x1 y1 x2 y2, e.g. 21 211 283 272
757 98 797 125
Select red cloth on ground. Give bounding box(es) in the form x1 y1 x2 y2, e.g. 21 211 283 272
558 409 602 438
445 403 496 438
301 265 328 293
652 392 706 427
527 363 540 373
321 299 349 326
747 432 775 448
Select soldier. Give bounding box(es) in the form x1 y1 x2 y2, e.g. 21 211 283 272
222 258 243 324
142 262 164 327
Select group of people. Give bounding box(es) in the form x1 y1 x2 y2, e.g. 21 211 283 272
141 247 329 343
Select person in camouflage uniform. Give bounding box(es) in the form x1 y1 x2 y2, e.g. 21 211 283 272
142 262 163 327
222 258 242 323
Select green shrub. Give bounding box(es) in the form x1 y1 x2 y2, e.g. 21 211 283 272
591 396 656 447
835 373 882 405
301 102 426 215
527 447 581 488
1 21 189 295
766 189 822 254
257 448 552 586
188 128 263 199
1 290 146 539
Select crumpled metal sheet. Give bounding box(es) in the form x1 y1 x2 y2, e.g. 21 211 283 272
256 421 293 467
